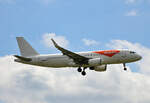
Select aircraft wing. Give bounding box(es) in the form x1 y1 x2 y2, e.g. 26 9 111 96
51 39 89 65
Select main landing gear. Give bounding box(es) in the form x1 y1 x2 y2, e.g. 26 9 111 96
123 63 127 71
77 67 87 76
77 67 82 72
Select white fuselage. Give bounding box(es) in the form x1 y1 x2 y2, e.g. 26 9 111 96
15 50 142 68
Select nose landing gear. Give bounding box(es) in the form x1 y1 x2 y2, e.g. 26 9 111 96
123 63 127 71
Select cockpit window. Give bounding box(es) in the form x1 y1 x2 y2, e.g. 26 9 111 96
130 51 136 54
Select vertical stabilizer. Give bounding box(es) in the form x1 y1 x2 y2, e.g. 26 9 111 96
16 37 39 57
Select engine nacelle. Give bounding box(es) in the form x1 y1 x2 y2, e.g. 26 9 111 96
88 58 101 66
68 62 76 66
67 59 76 66
94 65 107 72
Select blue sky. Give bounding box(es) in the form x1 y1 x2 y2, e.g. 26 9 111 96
1 0 150 56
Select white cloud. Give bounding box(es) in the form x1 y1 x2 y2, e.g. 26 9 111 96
82 38 99 46
1 40 150 103
42 33 69 48
125 0 138 4
38 0 55 5
125 0 149 4
125 10 138 16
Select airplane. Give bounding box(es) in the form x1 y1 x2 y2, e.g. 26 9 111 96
14 37 142 76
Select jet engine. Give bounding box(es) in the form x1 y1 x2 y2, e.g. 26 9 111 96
67 59 76 66
68 61 76 66
94 65 107 72
88 58 101 66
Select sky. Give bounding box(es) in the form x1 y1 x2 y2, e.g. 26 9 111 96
0 0 150 103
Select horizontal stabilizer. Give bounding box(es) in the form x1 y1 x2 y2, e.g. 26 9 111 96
14 55 32 62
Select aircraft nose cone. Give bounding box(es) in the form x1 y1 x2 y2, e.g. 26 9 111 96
137 55 142 60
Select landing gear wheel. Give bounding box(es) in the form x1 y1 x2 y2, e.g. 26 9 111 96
77 67 82 72
81 71 86 76
124 68 127 71
89 67 94 70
